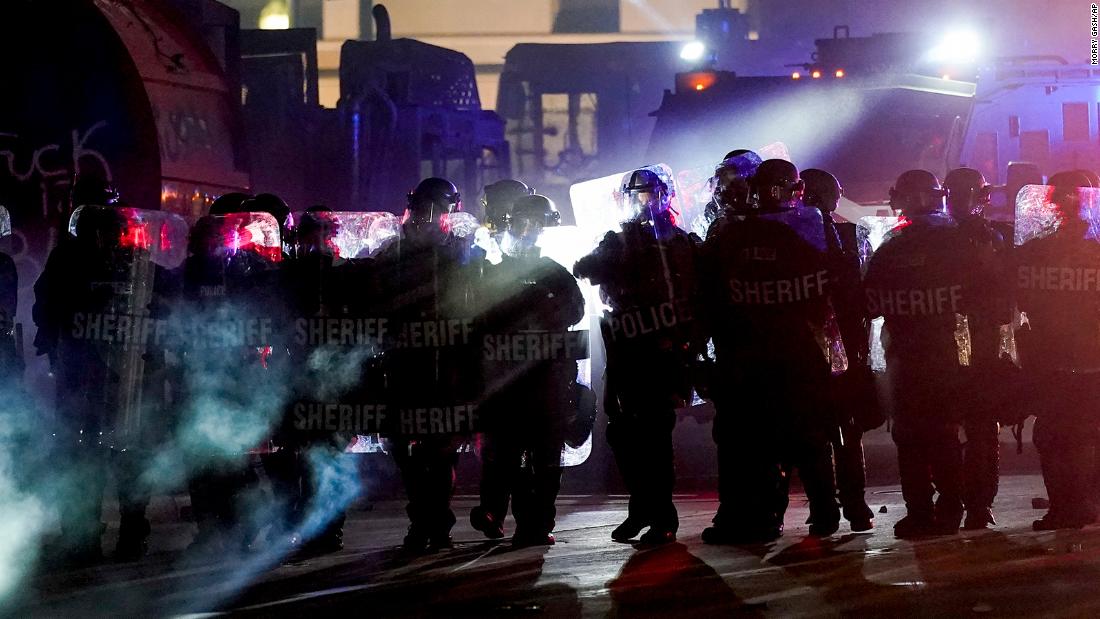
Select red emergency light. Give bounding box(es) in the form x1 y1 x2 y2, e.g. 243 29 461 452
675 70 734 94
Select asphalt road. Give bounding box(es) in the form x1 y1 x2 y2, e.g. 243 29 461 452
15 473 1100 618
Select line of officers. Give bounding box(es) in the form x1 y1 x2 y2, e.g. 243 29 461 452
32 177 593 567
29 153 1100 569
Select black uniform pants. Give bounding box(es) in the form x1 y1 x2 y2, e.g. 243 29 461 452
606 410 678 532
392 436 462 537
188 459 257 545
56 438 108 552
713 405 839 531
1031 373 1100 522
892 419 963 522
712 368 839 532
962 416 1000 513
887 363 966 524
263 442 350 546
480 430 564 536
832 420 873 522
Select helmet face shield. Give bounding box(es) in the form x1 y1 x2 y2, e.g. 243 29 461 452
406 178 462 235
501 214 544 257
891 188 946 214
766 179 804 206
621 188 667 223
509 211 544 242
946 185 991 218
713 172 751 211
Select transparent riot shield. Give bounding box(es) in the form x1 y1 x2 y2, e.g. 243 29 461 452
1013 184 1100 372
0 204 11 246
569 163 683 245
283 211 398 452
479 224 595 466
856 216 901 371
673 142 790 238
0 205 16 370
172 212 288 457
571 167 704 425
288 210 400 259
858 212 976 372
1014 184 1100 245
69 205 189 269
56 205 189 449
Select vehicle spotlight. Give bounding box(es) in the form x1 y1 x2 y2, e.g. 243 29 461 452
928 30 980 63
811 70 822 79
834 69 845 78
258 0 290 30
680 41 707 62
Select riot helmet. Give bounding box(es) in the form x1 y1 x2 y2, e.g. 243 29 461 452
407 178 461 224
404 177 461 245
750 159 804 213
74 205 125 254
244 193 291 231
619 168 670 224
1072 169 1100 188
297 205 339 257
713 149 762 213
502 194 558 258
889 169 945 216
1048 170 1094 233
70 174 119 210
801 168 843 214
482 179 532 231
189 215 226 258
943 167 990 220
209 192 252 215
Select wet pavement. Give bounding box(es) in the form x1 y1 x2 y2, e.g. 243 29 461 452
15 473 1100 618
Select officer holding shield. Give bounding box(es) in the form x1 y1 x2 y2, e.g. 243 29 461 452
472 195 584 546
574 168 701 545
1014 171 1100 530
702 160 843 544
377 178 477 553
864 169 993 538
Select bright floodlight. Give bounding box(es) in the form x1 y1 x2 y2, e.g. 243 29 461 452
680 41 706 62
928 30 981 63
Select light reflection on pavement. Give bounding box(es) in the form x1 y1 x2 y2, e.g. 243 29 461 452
18 475 1100 618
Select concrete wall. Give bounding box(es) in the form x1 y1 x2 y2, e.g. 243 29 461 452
620 0 746 34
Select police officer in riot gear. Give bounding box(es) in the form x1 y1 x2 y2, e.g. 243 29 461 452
378 177 475 553
473 179 537 269
34 207 125 564
1015 170 1100 530
705 149 763 228
482 179 534 233
574 168 700 545
943 167 1010 530
702 160 843 543
34 205 174 563
864 169 994 538
473 194 584 546
802 168 876 532
273 206 358 556
180 212 285 554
